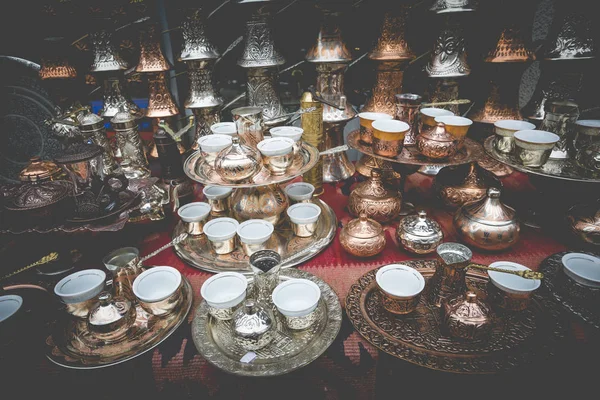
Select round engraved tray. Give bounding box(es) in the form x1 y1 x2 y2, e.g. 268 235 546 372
192 268 342 377
183 141 319 188
45 276 193 369
347 130 484 167
540 251 600 329
346 260 567 374
172 199 337 274
484 136 600 183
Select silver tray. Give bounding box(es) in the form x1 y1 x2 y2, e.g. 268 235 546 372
484 136 600 183
347 130 484 167
192 268 342 377
173 199 336 274
183 141 320 188
45 276 193 369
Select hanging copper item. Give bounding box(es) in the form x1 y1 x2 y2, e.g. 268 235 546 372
427 20 471 78
443 291 492 341
135 24 171 73
39 37 77 80
363 62 406 116
430 0 477 13
90 29 128 72
300 91 324 196
369 7 415 61
246 67 288 127
322 122 355 182
395 93 422 146
453 187 520 251
78 111 120 175
146 72 179 118
238 7 285 68
184 60 223 109
306 9 352 63
433 163 501 209
469 75 523 124
98 76 143 119
348 168 402 223
543 8 595 60
485 26 535 63
192 107 221 151
179 8 220 61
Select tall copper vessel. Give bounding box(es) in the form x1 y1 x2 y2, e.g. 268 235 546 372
135 24 171 73
99 76 142 119
322 122 355 182
147 72 179 118
184 60 223 109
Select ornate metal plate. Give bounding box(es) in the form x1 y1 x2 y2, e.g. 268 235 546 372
540 251 600 329
173 199 336 274
484 136 600 183
192 269 342 377
65 191 140 224
347 130 483 167
183 141 319 188
45 276 193 369
0 86 61 183
346 260 567 374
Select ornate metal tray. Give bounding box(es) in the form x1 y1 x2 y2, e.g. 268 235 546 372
347 130 484 167
183 141 319 188
346 260 567 374
45 276 193 369
192 268 342 377
173 199 336 274
540 251 600 329
65 190 140 224
484 136 600 183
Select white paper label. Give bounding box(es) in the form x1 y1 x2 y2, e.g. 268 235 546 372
240 352 257 363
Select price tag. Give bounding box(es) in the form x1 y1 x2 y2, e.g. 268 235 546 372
240 352 257 364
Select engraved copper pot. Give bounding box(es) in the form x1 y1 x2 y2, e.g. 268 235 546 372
434 163 501 209
395 93 422 146
469 74 524 125
135 24 171 73
542 4 596 61
99 76 142 119
246 67 287 126
322 122 355 183
416 122 460 160
90 29 128 72
485 26 535 63
238 8 285 68
566 200 600 246
355 155 401 180
179 8 220 61
453 187 520 251
368 7 415 61
306 9 352 63
315 63 356 123
348 168 402 223
230 184 289 226
110 110 150 179
396 210 443 254
147 72 179 118
340 213 386 257
427 242 472 307
39 37 77 80
442 291 492 341
363 61 407 117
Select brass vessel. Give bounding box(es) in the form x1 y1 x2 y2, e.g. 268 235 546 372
230 184 289 226
147 72 179 118
443 291 492 341
566 201 600 246
340 213 386 257
87 292 136 343
416 122 460 160
135 24 171 73
348 169 402 223
434 163 501 209
215 136 263 183
396 211 443 255
300 92 324 195
322 122 355 182
453 187 520 251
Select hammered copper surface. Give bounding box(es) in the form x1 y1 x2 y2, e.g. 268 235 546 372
369 7 414 61
567 202 600 246
135 24 171 73
426 21 471 78
416 123 461 160
184 141 319 187
173 199 336 274
45 277 193 369
485 27 535 63
362 62 406 116
346 260 567 374
340 214 386 257
469 79 523 124
540 251 600 329
147 73 179 118
443 292 493 340
192 268 342 376
433 163 501 209
348 169 402 223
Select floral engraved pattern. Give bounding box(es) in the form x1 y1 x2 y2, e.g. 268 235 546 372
426 24 470 78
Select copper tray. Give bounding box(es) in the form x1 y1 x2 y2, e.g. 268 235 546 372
346 260 567 374
45 276 193 369
173 199 336 274
192 268 342 377
540 251 600 329
183 141 319 188
484 136 600 183
347 130 484 167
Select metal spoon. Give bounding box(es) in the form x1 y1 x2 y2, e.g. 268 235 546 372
467 263 543 280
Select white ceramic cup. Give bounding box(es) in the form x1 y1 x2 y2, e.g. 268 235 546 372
270 126 303 143
493 120 537 153
287 203 322 237
0 295 23 323
488 262 541 294
210 122 237 136
203 186 233 216
54 269 106 304
284 182 315 203
376 264 425 299
177 202 211 235
198 134 233 167
420 107 455 121
258 137 295 176
513 130 560 167
237 219 275 256
203 217 240 254
272 278 321 330
201 272 248 320
133 266 182 303
561 253 600 288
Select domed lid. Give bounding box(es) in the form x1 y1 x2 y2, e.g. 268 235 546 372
6 180 72 210
55 143 103 164
88 292 133 329
353 168 400 200
78 112 104 131
19 157 63 182
345 213 383 239
460 187 517 226
445 291 492 325
110 110 139 129
420 122 455 143
233 299 272 337
399 210 442 238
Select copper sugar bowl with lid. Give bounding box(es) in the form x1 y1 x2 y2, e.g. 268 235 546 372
416 122 461 160
18 157 67 183
442 291 493 341
348 168 402 223
340 213 387 257
396 210 444 254
453 187 520 251
433 163 502 209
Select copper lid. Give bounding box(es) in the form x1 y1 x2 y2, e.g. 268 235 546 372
55 143 103 164
399 210 442 238
19 157 63 182
346 213 384 239
420 122 455 143
460 187 517 226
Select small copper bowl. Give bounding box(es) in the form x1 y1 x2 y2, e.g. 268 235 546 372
376 264 425 315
